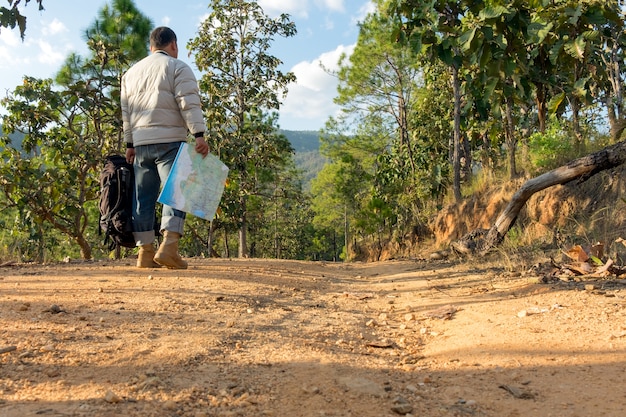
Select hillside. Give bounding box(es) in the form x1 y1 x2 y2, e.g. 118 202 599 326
281 129 321 152
0 124 25 150
282 129 325 189
425 165 626 272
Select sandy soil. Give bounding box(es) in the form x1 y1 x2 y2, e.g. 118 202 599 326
1 256 625 417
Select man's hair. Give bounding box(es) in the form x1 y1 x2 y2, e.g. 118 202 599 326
150 27 177 49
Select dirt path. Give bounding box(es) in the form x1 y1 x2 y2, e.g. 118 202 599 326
1 257 625 416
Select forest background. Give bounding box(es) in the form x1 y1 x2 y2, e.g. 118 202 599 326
0 0 625 264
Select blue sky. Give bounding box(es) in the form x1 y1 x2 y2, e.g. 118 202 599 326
0 0 375 131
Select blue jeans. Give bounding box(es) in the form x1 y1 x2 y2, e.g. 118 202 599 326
132 142 186 246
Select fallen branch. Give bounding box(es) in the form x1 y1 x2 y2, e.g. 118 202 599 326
452 140 626 255
0 346 17 355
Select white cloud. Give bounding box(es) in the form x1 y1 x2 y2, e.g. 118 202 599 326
37 39 65 65
41 18 68 36
0 30 33 68
161 16 172 26
318 43 354 72
259 0 347 18
316 0 344 13
280 44 354 130
0 28 22 47
322 16 334 30
352 1 375 26
197 13 210 26
258 0 308 18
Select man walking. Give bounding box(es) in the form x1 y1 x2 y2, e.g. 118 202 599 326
121 26 209 269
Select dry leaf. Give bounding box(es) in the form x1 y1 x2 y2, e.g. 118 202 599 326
563 245 589 262
563 262 594 275
366 339 394 348
499 384 534 399
422 305 459 320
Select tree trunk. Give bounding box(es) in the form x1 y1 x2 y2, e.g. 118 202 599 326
606 104 626 144
504 95 517 179
76 234 92 260
462 132 472 181
344 204 349 261
238 220 248 258
452 64 462 202
224 228 230 258
536 83 547 133
207 221 216 258
451 140 626 255
571 97 584 154
238 196 248 258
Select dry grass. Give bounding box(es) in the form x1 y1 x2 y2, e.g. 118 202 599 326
432 165 626 262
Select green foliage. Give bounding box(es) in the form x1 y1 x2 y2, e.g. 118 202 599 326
0 0 151 261
0 0 43 40
0 76 103 260
85 0 152 64
188 0 298 257
316 5 454 256
527 118 574 172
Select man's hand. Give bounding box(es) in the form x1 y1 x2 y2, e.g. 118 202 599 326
195 137 210 158
126 148 136 164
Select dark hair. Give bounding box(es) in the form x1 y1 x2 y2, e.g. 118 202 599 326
150 27 177 49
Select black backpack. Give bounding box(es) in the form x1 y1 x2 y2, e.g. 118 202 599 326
99 155 136 250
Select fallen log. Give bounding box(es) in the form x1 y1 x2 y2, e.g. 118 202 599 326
452 140 626 255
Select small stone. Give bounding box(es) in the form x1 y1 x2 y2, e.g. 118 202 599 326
405 384 418 393
429 251 448 260
302 386 320 394
163 400 177 410
391 396 414 414
104 390 122 403
338 376 384 397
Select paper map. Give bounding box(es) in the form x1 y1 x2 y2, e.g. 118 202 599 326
158 142 229 221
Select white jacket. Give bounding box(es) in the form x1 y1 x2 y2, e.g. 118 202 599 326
121 50 206 147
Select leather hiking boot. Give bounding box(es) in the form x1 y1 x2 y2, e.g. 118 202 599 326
154 231 188 269
137 244 161 268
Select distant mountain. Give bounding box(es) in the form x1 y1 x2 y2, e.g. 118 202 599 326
281 130 321 152
0 124 25 150
0 125 326 189
281 130 325 190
